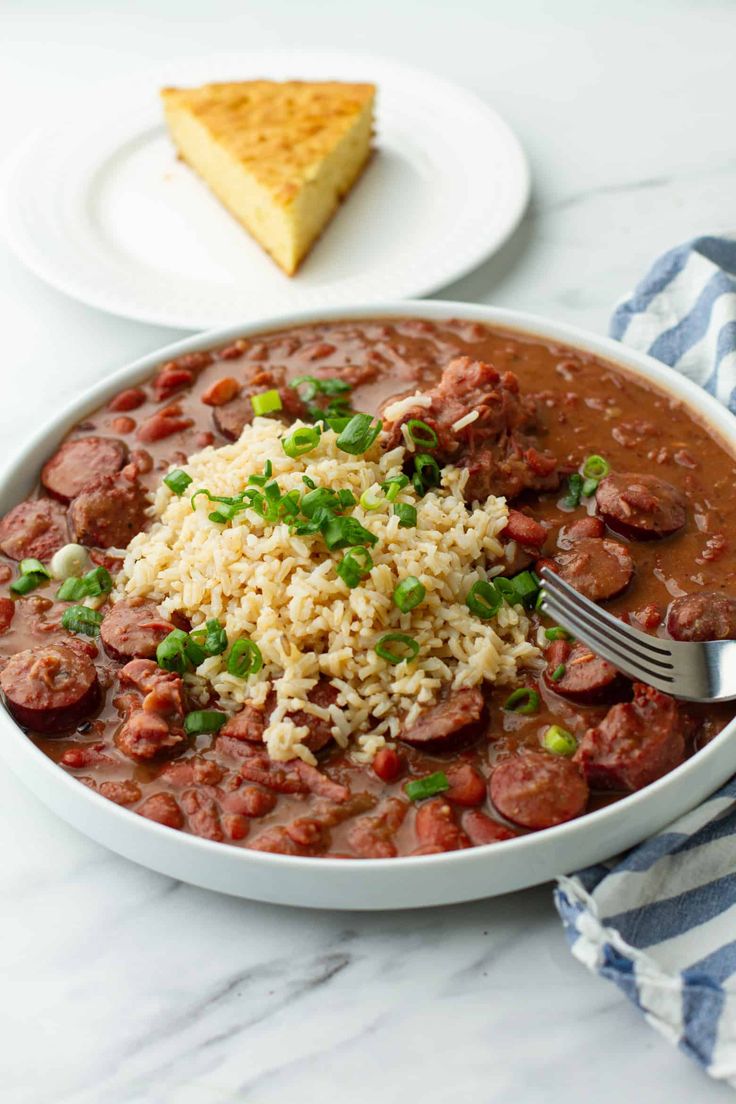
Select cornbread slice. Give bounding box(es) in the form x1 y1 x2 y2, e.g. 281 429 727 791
160 80 375 275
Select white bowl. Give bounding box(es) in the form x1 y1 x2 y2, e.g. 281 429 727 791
1 302 734 910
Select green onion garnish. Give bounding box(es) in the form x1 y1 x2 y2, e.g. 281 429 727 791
57 566 112 602
322 515 378 551
10 557 52 596
190 618 228 657
503 688 540 715
510 570 540 608
359 487 383 512
412 453 441 495
582 454 610 480
184 710 227 736
251 389 283 416
61 605 103 637
375 632 420 665
164 469 193 495
290 375 352 402
550 663 567 682
156 629 190 674
465 579 503 619
406 419 438 449
563 473 584 509
393 502 417 528
302 475 317 489
581 477 599 498
381 475 409 502
393 576 425 612
337 546 374 588
282 426 321 458
336 413 382 455
545 626 573 641
542 724 577 756
405 771 450 802
227 639 263 677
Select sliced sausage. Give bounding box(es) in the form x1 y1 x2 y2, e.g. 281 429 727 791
69 474 148 548
574 682 686 791
100 598 173 661
0 644 99 734
595 472 686 540
553 537 634 602
0 497 68 561
490 752 589 830
222 680 338 753
666 592 736 642
398 688 486 751
543 639 627 704
115 710 187 762
461 809 518 845
41 437 127 503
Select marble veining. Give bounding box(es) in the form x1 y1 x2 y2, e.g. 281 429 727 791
2 1 736 1100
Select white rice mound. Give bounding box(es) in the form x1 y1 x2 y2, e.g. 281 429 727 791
117 417 540 765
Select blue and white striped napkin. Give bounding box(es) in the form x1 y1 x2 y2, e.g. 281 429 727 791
555 233 736 1088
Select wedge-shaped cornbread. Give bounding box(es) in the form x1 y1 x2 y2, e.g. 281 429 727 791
160 79 375 275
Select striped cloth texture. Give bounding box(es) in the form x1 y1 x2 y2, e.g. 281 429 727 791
555 233 736 1088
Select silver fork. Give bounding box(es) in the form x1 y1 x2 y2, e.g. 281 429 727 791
539 567 736 703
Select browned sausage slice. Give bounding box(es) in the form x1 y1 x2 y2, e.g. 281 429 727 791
595 472 686 540
543 639 627 704
574 682 685 791
490 752 588 829
0 498 68 561
69 474 148 548
398 688 486 751
553 537 634 602
557 516 606 546
0 644 99 733
100 598 174 661
221 679 339 753
666 592 736 641
41 437 127 503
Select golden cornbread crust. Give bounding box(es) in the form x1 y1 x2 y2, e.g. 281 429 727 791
160 80 376 274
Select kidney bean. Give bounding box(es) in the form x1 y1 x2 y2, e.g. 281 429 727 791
111 416 136 434
153 366 194 402
137 405 194 443
373 746 403 783
201 377 241 406
108 387 145 412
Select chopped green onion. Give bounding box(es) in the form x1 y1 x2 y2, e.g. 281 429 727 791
325 415 353 433
184 710 227 736
227 639 263 677
563 473 584 509
337 546 374 588
10 557 52 596
381 475 409 502
164 469 192 495
360 487 383 511
290 375 352 401
156 629 190 674
301 487 354 518
545 626 573 641
550 663 567 682
582 454 610 480
510 570 540 609
582 477 599 498
465 579 503 619
393 576 426 612
10 574 44 596
336 413 382 455
406 419 438 449
322 515 378 551
251 389 283 416
494 577 517 601
412 453 441 495
19 558 51 579
61 605 103 637
302 475 317 489
190 618 228 657
57 566 112 601
543 724 577 756
503 688 540 715
282 426 321 458
405 771 450 801
393 502 417 528
375 632 420 665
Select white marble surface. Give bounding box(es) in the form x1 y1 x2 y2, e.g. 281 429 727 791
1 2 736 1100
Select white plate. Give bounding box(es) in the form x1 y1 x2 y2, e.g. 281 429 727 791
0 51 529 330
1 301 736 909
